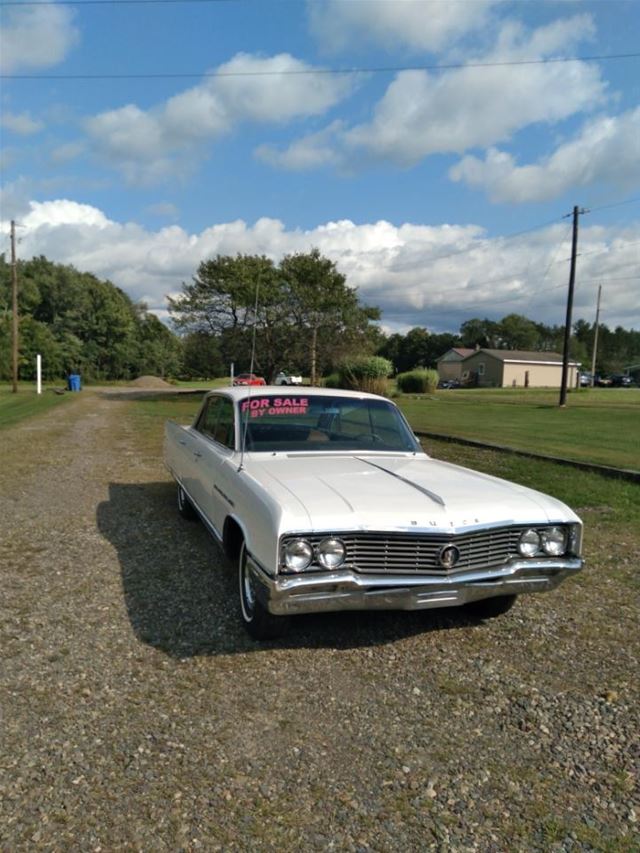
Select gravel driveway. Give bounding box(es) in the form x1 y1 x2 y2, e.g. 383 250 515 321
1 392 638 851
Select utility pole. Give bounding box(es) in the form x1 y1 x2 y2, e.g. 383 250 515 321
559 205 588 407
10 220 19 394
590 284 602 387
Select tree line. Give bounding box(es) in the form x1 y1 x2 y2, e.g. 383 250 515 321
1 253 638 382
0 255 182 381
379 314 640 376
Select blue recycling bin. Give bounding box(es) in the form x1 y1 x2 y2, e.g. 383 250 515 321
67 374 82 392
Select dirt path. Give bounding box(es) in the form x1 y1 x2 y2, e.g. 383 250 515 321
1 393 638 850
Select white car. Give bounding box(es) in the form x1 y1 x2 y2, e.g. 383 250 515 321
164 387 584 639
275 370 303 385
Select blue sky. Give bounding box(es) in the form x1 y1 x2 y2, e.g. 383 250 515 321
1 0 639 334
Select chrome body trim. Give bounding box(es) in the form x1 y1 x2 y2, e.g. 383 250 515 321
244 552 584 616
278 524 581 576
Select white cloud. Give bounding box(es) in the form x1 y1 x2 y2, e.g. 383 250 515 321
341 15 604 166
84 53 356 185
0 5 79 73
1 111 43 136
309 0 501 53
450 107 640 202
255 121 345 171
20 199 111 230
5 199 638 332
263 15 605 173
50 141 86 164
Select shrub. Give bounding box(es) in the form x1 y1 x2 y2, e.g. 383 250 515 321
321 373 341 388
338 356 392 395
397 368 439 394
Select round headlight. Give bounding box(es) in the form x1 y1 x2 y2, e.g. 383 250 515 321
540 526 566 556
316 537 346 569
283 539 313 572
518 528 541 557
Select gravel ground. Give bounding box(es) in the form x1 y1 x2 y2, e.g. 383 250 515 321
1 392 638 852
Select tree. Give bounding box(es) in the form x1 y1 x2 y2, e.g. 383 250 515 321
377 328 460 373
168 254 289 380
135 314 183 378
495 314 540 350
459 318 500 348
0 255 182 381
168 250 381 383
182 331 225 379
280 249 380 384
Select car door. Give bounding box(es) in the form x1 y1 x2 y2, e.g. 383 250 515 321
191 395 236 537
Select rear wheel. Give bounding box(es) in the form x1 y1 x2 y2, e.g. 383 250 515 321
465 594 517 620
239 544 289 640
177 484 197 520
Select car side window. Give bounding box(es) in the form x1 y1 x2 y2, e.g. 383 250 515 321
196 397 235 449
196 398 221 438
213 398 235 449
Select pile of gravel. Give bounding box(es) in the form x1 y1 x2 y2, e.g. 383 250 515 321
129 375 173 389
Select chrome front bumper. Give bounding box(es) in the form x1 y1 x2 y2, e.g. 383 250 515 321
245 555 584 616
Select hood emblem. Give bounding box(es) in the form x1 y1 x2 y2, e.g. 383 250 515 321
439 545 460 569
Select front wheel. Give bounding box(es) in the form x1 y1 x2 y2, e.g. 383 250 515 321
465 594 517 620
239 544 289 640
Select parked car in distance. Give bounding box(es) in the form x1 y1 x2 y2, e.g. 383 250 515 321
164 387 584 640
437 379 461 390
595 374 613 387
233 373 266 386
609 374 634 388
578 371 593 387
275 370 303 386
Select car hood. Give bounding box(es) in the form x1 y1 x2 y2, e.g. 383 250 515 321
244 453 578 533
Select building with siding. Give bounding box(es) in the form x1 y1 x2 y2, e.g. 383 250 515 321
436 348 475 381
459 349 579 388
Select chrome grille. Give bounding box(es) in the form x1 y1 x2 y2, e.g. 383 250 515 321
283 527 526 575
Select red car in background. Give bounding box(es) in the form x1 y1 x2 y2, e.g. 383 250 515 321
233 373 266 386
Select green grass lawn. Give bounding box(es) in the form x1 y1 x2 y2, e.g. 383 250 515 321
4 379 638 473
397 387 640 471
0 384 74 430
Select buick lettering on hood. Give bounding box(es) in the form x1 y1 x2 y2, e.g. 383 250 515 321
164 388 584 639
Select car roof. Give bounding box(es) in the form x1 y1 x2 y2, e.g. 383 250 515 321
205 385 389 403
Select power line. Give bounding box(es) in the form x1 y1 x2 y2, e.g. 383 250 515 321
587 196 640 213
2 51 639 81
417 216 565 268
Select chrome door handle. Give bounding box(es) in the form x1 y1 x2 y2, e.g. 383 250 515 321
179 440 187 446
193 451 203 458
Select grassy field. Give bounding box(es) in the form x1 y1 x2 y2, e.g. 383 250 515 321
4 381 638 472
0 385 74 430
397 387 640 471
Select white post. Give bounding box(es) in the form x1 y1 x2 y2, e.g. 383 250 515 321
36 354 42 395
230 362 235 386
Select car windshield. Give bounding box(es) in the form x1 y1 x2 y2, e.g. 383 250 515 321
239 394 419 453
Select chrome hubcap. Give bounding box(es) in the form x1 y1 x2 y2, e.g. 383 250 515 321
243 567 255 614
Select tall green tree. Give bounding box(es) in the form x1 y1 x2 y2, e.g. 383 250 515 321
168 254 288 379
0 254 183 381
459 317 501 348
279 249 380 384
168 250 381 383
